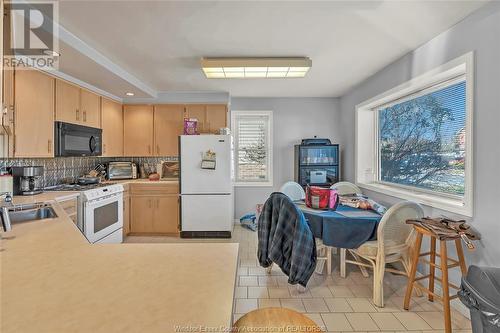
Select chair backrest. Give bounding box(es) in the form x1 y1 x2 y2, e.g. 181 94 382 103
330 181 362 195
279 181 305 201
377 201 424 249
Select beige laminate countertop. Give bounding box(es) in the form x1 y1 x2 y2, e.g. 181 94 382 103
108 179 179 185
1 194 239 333
11 179 179 204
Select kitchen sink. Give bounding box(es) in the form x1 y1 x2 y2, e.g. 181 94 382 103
7 204 58 223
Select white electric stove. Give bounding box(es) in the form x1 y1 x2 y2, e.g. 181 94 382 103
76 184 124 244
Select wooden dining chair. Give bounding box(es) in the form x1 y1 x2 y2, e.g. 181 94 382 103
330 181 364 277
278 181 332 276
346 201 424 307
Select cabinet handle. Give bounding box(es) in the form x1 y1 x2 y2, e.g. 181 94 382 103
76 109 80 121
148 199 151 209
48 139 52 153
156 145 160 155
156 199 159 209
83 110 87 122
148 145 151 154
103 143 106 153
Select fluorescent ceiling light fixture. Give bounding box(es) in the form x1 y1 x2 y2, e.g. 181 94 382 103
201 57 311 78
125 92 135 96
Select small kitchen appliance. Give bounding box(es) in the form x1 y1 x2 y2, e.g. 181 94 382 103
11 166 44 195
107 162 137 180
54 121 102 157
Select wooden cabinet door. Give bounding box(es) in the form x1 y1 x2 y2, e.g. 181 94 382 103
153 195 179 234
14 70 54 157
80 89 100 128
55 79 80 124
130 196 154 233
206 104 227 134
1 63 14 158
123 105 154 156
101 98 123 156
123 194 130 236
184 104 207 133
154 104 183 156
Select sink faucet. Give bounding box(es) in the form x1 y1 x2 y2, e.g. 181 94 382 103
0 192 13 232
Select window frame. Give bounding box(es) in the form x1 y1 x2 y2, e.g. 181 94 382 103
355 52 474 216
231 110 273 187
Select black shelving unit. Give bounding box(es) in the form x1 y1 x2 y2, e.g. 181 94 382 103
294 141 340 188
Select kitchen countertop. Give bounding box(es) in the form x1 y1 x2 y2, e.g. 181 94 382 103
11 191 80 205
11 179 179 204
1 194 239 332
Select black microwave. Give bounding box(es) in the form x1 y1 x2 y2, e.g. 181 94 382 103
55 121 102 157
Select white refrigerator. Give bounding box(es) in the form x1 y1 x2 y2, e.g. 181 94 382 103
179 135 233 238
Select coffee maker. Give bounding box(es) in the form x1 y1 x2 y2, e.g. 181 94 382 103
11 166 44 195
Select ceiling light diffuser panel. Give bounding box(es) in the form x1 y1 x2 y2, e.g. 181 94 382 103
201 57 311 78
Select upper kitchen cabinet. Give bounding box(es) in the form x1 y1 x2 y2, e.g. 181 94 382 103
55 79 101 128
80 89 101 128
123 105 154 156
55 80 80 124
184 104 207 133
184 104 227 134
101 98 123 157
205 104 227 133
14 70 55 157
154 104 184 156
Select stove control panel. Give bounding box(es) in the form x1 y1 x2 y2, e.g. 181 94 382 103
83 184 124 201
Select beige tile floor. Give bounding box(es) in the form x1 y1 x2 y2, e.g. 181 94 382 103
126 225 472 333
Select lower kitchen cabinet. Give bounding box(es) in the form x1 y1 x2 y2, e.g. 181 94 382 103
123 184 130 236
153 196 179 234
129 183 179 235
130 196 154 233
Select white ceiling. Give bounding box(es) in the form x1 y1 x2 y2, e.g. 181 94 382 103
56 0 488 99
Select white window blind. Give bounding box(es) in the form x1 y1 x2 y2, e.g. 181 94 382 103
378 78 466 197
232 111 273 186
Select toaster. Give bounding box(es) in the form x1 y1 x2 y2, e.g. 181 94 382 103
107 162 137 180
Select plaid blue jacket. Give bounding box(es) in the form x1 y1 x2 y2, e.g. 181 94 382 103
257 192 317 287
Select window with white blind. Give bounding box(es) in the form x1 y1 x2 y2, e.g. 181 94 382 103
355 53 474 216
231 111 273 186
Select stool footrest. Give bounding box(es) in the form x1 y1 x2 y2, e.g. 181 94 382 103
413 283 443 302
420 258 460 269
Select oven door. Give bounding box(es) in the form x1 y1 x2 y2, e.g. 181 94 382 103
55 121 102 157
84 193 123 243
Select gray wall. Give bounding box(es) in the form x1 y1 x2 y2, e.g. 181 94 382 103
339 0 500 282
231 97 341 218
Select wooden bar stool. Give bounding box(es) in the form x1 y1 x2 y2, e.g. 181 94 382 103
404 225 468 333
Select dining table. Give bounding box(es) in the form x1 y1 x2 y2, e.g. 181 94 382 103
296 202 382 277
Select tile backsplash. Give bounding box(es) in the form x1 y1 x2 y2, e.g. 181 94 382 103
0 156 178 187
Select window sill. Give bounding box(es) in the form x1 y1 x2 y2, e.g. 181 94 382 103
233 181 273 187
357 182 472 217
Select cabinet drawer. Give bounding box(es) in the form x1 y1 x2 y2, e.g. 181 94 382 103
130 183 179 195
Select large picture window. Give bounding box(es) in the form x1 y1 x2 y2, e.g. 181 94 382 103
232 111 273 186
355 53 473 216
378 79 466 197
